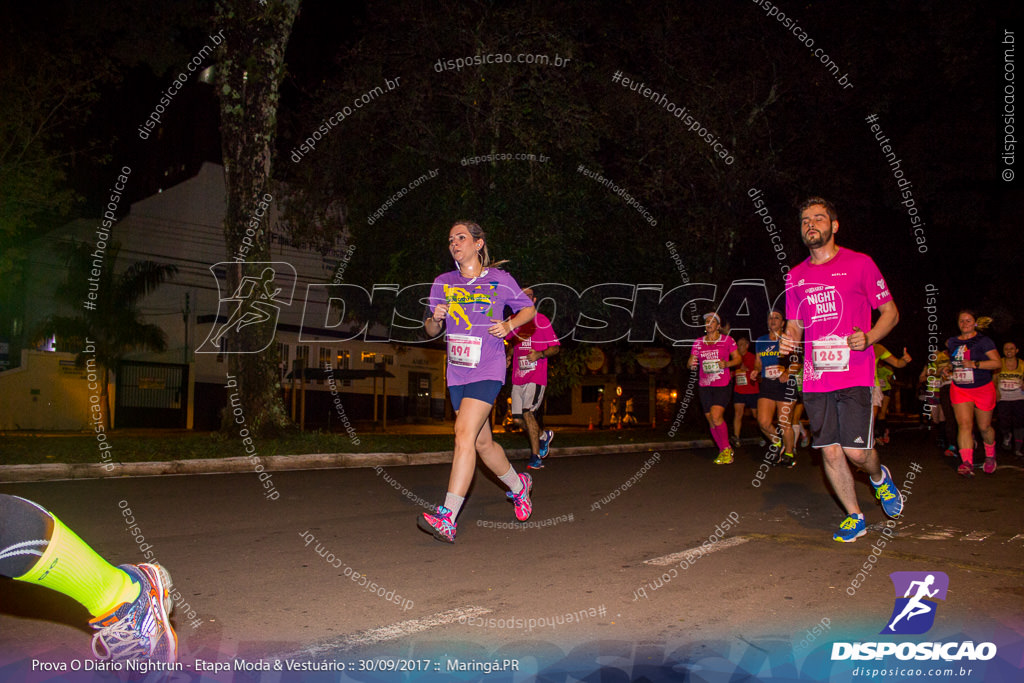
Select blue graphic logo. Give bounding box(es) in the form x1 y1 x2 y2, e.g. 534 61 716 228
881 571 949 635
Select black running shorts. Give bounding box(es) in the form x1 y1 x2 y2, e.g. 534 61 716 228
803 386 875 450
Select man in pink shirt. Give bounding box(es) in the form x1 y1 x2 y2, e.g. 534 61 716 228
507 289 561 469
781 197 904 542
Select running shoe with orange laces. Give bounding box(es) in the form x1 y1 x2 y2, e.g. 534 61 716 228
90 563 177 663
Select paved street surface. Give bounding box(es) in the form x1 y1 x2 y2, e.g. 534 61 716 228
2 428 1022 681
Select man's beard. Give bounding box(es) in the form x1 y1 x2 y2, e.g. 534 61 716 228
802 227 831 248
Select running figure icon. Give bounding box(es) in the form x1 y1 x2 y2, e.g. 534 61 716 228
212 267 283 343
887 574 938 631
197 262 297 354
881 570 949 635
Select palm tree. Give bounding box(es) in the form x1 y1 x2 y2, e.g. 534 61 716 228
36 240 177 430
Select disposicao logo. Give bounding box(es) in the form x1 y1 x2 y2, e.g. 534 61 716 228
831 571 997 662
882 571 948 635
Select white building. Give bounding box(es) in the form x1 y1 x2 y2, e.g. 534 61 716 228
2 163 446 431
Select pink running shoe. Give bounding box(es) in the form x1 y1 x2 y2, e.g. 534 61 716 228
983 457 997 474
510 472 533 521
418 505 457 543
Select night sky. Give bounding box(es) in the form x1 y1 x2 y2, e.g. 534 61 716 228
5 0 1021 355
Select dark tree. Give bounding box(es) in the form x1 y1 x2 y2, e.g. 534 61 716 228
214 0 302 435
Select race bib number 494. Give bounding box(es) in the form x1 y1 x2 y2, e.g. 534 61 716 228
447 334 482 368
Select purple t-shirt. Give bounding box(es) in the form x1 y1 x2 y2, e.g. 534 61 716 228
507 312 560 386
692 335 737 387
785 247 893 392
429 268 532 386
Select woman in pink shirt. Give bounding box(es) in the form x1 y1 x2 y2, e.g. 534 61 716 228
688 312 742 464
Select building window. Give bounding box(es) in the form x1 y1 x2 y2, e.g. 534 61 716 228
337 350 351 386
295 345 310 381
277 342 290 380
318 348 332 384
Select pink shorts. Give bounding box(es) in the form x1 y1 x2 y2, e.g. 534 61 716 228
950 382 996 412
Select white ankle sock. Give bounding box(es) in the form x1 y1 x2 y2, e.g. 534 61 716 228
443 493 465 519
499 466 523 494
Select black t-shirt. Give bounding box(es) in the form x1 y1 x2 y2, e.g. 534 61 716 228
946 334 996 388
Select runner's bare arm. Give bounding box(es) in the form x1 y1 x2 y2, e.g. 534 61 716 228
489 305 536 338
861 299 899 349
882 347 912 368
528 345 559 362
973 349 1001 370
425 303 448 336
780 321 803 354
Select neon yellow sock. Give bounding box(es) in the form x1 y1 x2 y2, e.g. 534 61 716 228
14 513 140 617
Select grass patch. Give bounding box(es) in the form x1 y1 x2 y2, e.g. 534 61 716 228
0 426 707 466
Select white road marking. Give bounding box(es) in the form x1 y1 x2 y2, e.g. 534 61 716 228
902 523 959 540
894 523 996 542
278 606 491 659
643 535 751 567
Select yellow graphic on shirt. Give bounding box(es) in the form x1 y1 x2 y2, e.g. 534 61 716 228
444 283 497 331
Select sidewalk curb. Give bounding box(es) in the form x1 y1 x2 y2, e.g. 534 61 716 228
0 440 723 483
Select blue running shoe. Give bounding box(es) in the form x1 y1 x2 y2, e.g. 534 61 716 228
527 454 544 469
90 563 177 663
538 430 554 458
418 505 456 543
833 514 866 542
872 465 903 518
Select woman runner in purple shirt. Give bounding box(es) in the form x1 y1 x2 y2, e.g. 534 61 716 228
419 221 536 542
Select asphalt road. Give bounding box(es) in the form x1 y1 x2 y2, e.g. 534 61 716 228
1 429 1022 681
